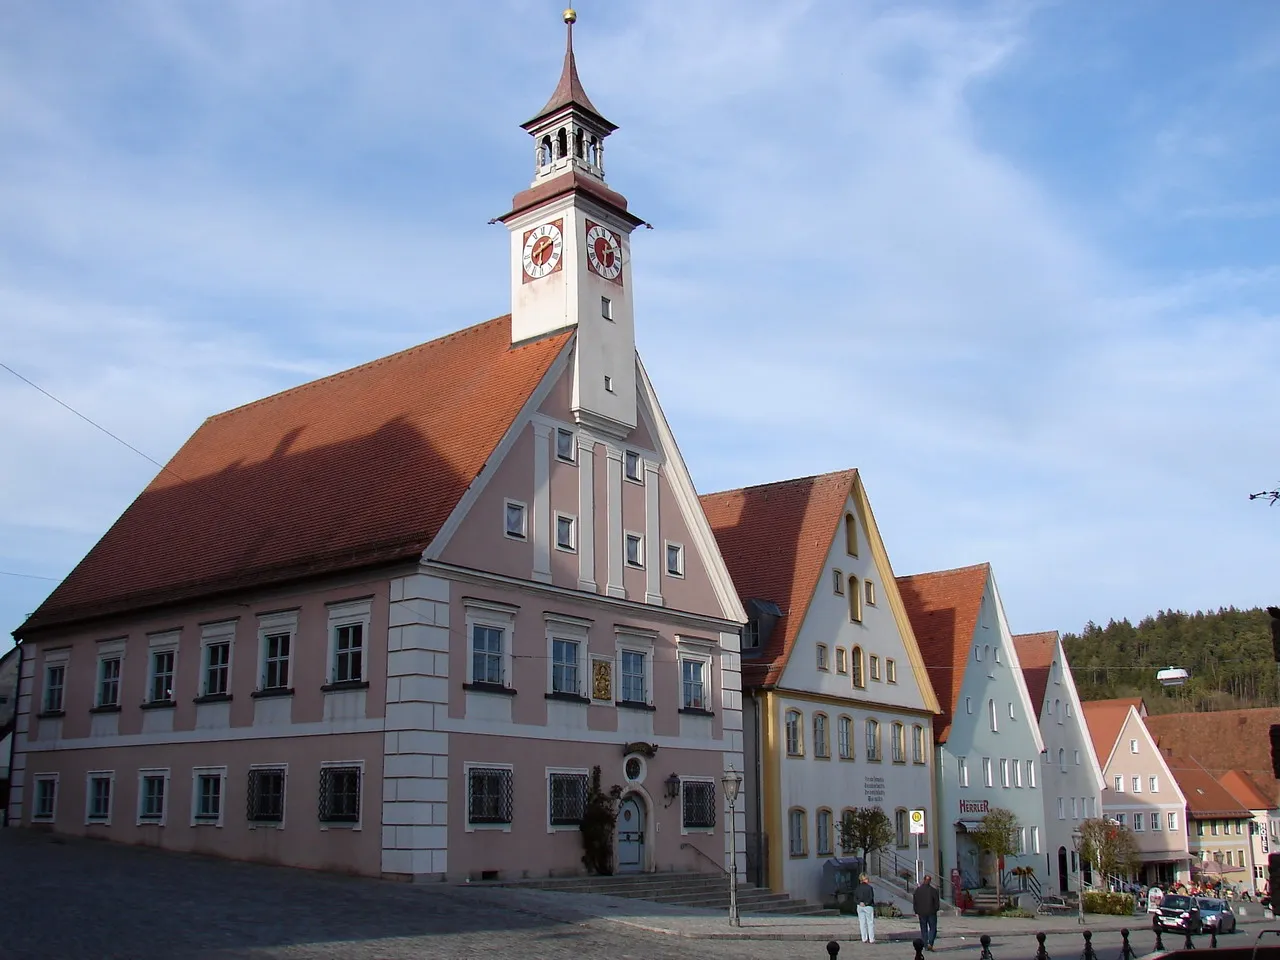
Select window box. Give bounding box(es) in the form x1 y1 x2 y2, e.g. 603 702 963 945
320 679 370 693
250 687 295 699
139 699 176 710
193 693 233 704
463 681 517 696
544 691 590 704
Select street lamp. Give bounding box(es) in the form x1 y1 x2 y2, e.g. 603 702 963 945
721 767 744 927
1072 829 1085 926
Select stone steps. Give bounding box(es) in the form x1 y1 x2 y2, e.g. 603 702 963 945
498 871 832 915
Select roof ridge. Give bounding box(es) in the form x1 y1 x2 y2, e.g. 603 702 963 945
898 561 991 581
1013 630 1059 640
207 315 515 423
701 468 859 501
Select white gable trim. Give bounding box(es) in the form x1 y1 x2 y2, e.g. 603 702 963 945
424 337 575 560
987 575 1046 755
1056 634 1108 792
634 356 747 624
1115 706 1187 807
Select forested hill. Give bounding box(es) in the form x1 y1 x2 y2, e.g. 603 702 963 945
1062 607 1277 715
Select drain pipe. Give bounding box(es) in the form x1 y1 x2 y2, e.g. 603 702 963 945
3 641 24 828
751 691 764 887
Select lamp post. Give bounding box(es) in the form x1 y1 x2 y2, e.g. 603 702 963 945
721 767 744 927
1072 828 1085 925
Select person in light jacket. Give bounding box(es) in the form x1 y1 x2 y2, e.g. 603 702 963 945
853 873 878 943
913 875 941 951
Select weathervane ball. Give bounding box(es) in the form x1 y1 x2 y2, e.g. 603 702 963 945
563 8 577 24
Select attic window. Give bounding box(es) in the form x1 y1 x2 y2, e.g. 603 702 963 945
601 296 613 320
844 513 858 556
624 450 642 483
742 621 760 650
604 375 615 393
504 500 527 540
556 428 575 463
833 570 844 595
864 580 876 605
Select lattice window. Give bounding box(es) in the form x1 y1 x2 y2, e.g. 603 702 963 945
247 768 286 823
682 779 716 829
318 766 360 823
468 767 513 824
548 772 588 825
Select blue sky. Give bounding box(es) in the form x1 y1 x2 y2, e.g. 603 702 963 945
2 0 1278 655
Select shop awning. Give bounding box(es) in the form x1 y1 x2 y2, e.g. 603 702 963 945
955 820 984 832
1141 852 1190 863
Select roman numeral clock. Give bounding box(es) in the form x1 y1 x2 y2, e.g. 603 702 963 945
585 220 622 283
521 219 564 281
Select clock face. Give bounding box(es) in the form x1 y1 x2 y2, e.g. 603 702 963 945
585 220 623 284
521 220 564 282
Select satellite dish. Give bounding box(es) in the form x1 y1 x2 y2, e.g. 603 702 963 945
1156 666 1190 687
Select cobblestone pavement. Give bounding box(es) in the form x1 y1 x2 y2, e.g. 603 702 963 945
2 830 1270 960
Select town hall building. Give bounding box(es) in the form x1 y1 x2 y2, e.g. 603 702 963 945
6 11 749 885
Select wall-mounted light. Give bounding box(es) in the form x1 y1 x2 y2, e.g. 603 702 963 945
663 773 681 807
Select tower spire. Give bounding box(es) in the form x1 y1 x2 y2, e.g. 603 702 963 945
524 8 616 134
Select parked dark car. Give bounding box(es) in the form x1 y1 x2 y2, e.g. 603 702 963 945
1154 894 1202 933
1196 898 1237 934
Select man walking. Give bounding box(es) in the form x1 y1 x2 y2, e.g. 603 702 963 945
913 874 941 951
854 873 878 943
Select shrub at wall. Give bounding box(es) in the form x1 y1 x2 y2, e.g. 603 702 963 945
1083 891 1135 915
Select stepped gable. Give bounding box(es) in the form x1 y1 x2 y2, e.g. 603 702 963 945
1013 630 1057 713
1145 706 1280 793
18 316 572 635
700 470 858 688
896 563 989 742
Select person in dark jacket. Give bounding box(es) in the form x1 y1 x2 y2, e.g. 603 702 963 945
854 873 878 943
913 875 941 950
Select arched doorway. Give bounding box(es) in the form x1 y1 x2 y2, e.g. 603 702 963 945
1058 847 1069 893
617 794 646 873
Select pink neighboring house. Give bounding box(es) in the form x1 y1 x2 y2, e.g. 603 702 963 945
7 15 747 883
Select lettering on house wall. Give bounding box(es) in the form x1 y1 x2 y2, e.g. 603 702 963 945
864 776 886 804
960 799 990 814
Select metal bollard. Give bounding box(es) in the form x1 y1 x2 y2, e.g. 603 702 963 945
826 940 839 959
1210 929 1218 949
1081 929 1098 960
914 938 925 960
1151 915 1165 953
1118 928 1135 960
980 934 994 960
1183 929 1195 951
1036 931 1051 960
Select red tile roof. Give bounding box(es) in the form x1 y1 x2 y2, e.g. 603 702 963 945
1080 699 1136 766
895 563 990 743
699 470 858 688
1219 770 1275 811
19 316 571 635
1145 707 1280 797
1170 765 1253 818
1013 631 1057 715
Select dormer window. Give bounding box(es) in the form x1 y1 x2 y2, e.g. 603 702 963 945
743 621 760 650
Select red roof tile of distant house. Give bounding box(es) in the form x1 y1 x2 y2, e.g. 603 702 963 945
1013 631 1057 714
1170 766 1253 818
1081 699 1137 766
1220 769 1275 811
896 563 990 743
19 316 571 634
1145 707 1280 796
700 470 858 688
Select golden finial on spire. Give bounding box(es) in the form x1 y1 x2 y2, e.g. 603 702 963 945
563 8 577 24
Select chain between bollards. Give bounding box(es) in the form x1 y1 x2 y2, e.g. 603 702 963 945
1118 927 1135 960
1151 914 1165 952
980 934 994 960
1081 929 1098 960
1036 931 1051 960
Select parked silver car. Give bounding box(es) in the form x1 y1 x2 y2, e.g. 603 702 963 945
1196 898 1237 934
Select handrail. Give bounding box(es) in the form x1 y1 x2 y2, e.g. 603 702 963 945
680 841 728 875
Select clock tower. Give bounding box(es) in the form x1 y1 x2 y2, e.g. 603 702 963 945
499 8 645 437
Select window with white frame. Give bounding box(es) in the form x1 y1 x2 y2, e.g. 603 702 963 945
247 767 286 824
844 512 858 555
817 808 833 856
988 698 998 732
865 718 881 761
1013 759 1023 787
836 647 848 674
1000 758 1010 787
1071 797 1078 819
1133 812 1143 832
1129 739 1138 754
551 637 581 696
965 697 973 714
138 769 167 824
814 713 830 758
1132 776 1141 793
1027 760 1036 788
886 658 897 683
192 767 225 825
1114 775 1123 792
467 600 516 688
555 428 575 462
865 579 876 605
148 645 176 704
848 576 862 622
982 757 993 787
785 709 804 756
665 542 684 577
817 644 829 672
912 724 924 764
258 609 296 692
891 722 905 763
1031 825 1041 854
679 650 710 712
96 641 124 708
1073 750 1080 765
319 763 361 824
504 499 527 539
625 532 644 567
33 774 58 821
326 600 369 686
467 765 513 825
788 808 807 856
201 621 234 698
86 772 113 823
42 661 66 714
851 647 865 688
555 513 577 551
600 296 612 320
1169 812 1178 832
1059 748 1066 772
682 779 716 830
838 715 853 759
624 450 643 483
1151 812 1161 831
1116 813 1127 828
1008 702 1015 720
548 770 589 826
958 757 969 787
1150 776 1159 792
619 649 648 704
833 569 844 594
1058 797 1065 820
870 655 881 681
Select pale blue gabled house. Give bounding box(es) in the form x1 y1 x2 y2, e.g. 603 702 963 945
898 563 1047 902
